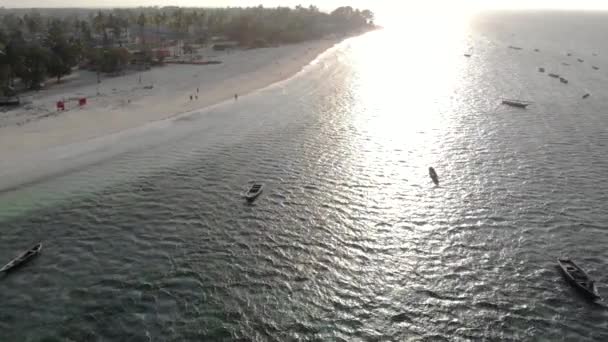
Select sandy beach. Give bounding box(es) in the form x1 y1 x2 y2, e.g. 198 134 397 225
0 38 339 161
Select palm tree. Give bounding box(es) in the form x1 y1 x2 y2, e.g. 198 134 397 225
153 12 165 47
137 12 147 47
93 11 108 46
361 9 375 24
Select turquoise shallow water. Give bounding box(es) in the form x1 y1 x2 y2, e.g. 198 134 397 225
1 11 608 341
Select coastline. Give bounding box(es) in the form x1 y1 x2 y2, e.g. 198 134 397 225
0 37 342 161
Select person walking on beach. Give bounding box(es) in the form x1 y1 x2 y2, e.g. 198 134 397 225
234 93 238 101
189 95 193 101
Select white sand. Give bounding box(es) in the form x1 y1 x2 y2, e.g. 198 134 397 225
0 38 338 161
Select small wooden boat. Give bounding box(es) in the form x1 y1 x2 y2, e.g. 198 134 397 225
567 53 572 56
501 99 531 108
557 258 601 300
559 77 568 84
582 93 590 99
508 45 523 50
463 53 472 57
0 96 20 106
538 67 545 73
428 167 439 186
561 62 570 66
244 183 264 202
592 66 599 70
577 58 584 63
1 243 42 273
548 73 560 78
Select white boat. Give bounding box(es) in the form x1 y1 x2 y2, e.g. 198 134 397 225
244 183 264 202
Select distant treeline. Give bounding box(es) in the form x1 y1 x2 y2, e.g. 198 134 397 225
0 6 375 95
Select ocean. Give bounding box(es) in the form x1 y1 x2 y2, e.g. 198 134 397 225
1 10 607 341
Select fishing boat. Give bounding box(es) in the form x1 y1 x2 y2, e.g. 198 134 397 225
501 99 531 108
557 258 601 300
1 243 42 273
244 183 264 202
577 58 584 63
592 66 599 70
548 73 560 78
463 53 472 57
559 77 568 84
582 93 590 99
0 96 20 106
428 167 439 186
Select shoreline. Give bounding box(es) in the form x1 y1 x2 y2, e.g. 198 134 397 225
0 37 343 161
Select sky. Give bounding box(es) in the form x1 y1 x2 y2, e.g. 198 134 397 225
2 0 608 10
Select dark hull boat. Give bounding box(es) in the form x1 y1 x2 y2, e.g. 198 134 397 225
1 243 42 273
557 258 601 300
0 96 20 106
244 183 264 202
428 167 439 185
501 99 530 108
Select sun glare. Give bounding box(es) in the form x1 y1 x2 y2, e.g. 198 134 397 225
342 2 474 192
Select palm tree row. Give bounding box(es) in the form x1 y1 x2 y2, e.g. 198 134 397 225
0 5 375 95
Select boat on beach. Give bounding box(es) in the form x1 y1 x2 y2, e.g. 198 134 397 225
538 67 545 72
592 66 599 70
0 96 20 106
559 77 568 84
582 93 590 99
557 258 601 300
548 73 560 78
501 99 531 108
244 183 264 202
1 243 42 273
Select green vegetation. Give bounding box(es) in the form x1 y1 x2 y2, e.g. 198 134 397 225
0 5 375 96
